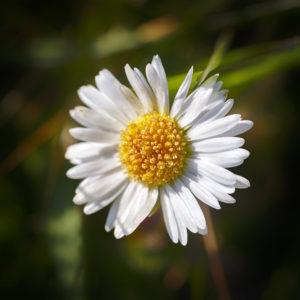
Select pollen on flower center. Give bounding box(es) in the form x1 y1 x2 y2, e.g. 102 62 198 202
119 112 188 186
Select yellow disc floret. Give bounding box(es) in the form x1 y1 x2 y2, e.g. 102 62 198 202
119 112 188 186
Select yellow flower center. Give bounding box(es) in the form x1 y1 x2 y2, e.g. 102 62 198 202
119 112 188 186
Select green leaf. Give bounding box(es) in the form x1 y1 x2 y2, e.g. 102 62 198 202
167 38 300 96
199 32 232 84
222 42 300 88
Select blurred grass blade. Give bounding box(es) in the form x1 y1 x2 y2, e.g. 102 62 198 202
168 37 300 97
199 32 232 84
222 40 300 88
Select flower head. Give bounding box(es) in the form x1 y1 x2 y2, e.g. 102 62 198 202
65 55 253 245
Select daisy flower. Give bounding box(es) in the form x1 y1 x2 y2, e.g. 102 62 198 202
65 55 253 245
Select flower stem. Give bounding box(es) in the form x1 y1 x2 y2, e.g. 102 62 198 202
202 206 231 300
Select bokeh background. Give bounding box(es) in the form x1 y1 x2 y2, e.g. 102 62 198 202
1 0 300 299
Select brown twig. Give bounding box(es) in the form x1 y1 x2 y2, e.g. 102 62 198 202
202 205 231 300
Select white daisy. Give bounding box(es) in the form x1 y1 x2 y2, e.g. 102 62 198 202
65 55 253 245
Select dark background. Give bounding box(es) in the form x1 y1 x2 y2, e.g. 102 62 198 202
1 0 300 299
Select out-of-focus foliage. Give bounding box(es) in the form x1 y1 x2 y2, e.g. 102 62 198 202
1 0 300 299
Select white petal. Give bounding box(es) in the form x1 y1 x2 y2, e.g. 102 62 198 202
118 183 146 225
122 187 158 235
199 178 236 204
170 203 188 246
65 142 113 161
198 227 208 235
202 74 220 89
77 85 106 111
69 127 119 144
114 181 142 238
179 100 223 129
165 188 197 245
119 84 144 115
83 181 128 215
134 187 158 224
173 179 207 230
166 184 197 232
189 159 237 186
69 158 83 165
78 85 128 125
209 99 234 120
74 170 127 205
105 196 120 232
70 106 122 132
179 74 220 117
188 114 241 141
209 89 228 104
235 175 250 189
95 69 138 120
66 153 121 179
146 64 169 114
145 64 160 111
214 81 223 91
179 87 214 124
198 176 235 194
171 66 193 116
160 186 178 243
182 175 221 209
192 99 233 126
176 217 188 246
196 149 250 168
218 120 254 137
150 55 169 114
97 69 120 86
124 64 154 112
73 176 103 204
171 70 195 120
191 137 245 153
113 225 125 239
214 191 236 204
187 166 236 194
105 196 121 232
151 55 168 87
95 69 132 104
66 143 116 165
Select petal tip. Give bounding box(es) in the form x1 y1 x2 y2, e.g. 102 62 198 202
66 168 75 179
181 240 188 246
104 225 111 232
200 227 208 235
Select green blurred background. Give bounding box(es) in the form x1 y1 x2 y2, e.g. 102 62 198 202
1 0 300 299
